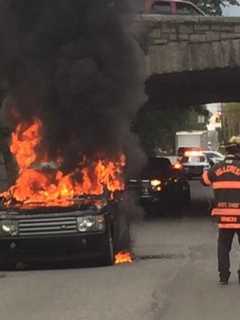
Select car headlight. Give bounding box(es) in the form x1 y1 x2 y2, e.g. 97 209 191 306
150 179 162 191
0 220 18 236
77 215 105 232
150 179 161 187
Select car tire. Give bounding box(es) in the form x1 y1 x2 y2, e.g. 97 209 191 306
0 261 4 270
102 227 114 266
0 259 11 270
115 216 131 251
182 184 191 206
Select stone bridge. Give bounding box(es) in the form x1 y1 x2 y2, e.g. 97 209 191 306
131 15 240 106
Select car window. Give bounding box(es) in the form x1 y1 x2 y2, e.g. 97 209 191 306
204 154 211 162
151 1 172 14
182 156 206 163
207 152 223 159
142 157 172 176
176 2 202 15
198 156 206 162
205 153 214 158
150 158 171 169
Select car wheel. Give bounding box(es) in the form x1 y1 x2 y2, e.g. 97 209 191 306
143 203 164 216
102 227 114 266
0 259 11 270
0 261 4 270
115 220 130 252
182 184 191 206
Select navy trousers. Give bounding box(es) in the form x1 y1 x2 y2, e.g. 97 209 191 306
218 229 240 280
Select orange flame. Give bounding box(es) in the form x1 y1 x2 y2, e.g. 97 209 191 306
10 119 42 170
115 251 133 264
0 119 126 208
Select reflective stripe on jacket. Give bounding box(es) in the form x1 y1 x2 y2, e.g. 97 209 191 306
212 208 240 229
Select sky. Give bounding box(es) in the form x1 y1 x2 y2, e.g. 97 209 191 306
222 5 240 16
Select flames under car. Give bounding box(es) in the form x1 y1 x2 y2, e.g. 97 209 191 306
0 195 130 267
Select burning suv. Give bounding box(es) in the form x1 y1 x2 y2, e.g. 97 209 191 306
0 120 130 267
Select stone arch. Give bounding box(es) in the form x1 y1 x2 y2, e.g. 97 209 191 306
145 67 240 108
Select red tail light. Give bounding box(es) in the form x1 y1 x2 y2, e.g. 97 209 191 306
173 162 183 170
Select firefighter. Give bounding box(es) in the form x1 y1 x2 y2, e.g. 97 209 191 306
202 136 240 285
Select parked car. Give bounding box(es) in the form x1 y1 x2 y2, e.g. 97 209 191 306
178 150 210 178
0 194 130 268
144 0 206 15
202 150 225 166
129 157 191 211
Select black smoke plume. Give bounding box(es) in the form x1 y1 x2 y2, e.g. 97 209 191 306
0 0 145 177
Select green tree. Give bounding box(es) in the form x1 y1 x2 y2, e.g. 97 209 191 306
133 104 210 155
221 102 240 142
192 0 239 16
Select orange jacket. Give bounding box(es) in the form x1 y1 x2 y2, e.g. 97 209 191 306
202 155 240 229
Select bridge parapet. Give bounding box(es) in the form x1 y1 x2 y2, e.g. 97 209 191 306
131 15 240 75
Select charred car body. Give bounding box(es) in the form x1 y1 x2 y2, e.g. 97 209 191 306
0 194 129 267
129 157 191 211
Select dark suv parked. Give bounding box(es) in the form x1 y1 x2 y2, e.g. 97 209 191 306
129 157 191 211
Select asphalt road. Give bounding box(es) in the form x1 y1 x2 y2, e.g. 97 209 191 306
1 181 240 320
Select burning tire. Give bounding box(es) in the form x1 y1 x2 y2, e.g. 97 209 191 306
101 210 130 266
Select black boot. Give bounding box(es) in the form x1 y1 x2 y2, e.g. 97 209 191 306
219 271 230 285
219 278 228 285
237 271 240 284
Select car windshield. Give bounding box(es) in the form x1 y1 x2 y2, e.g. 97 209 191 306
176 2 204 15
205 152 223 159
152 1 171 14
142 157 171 176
